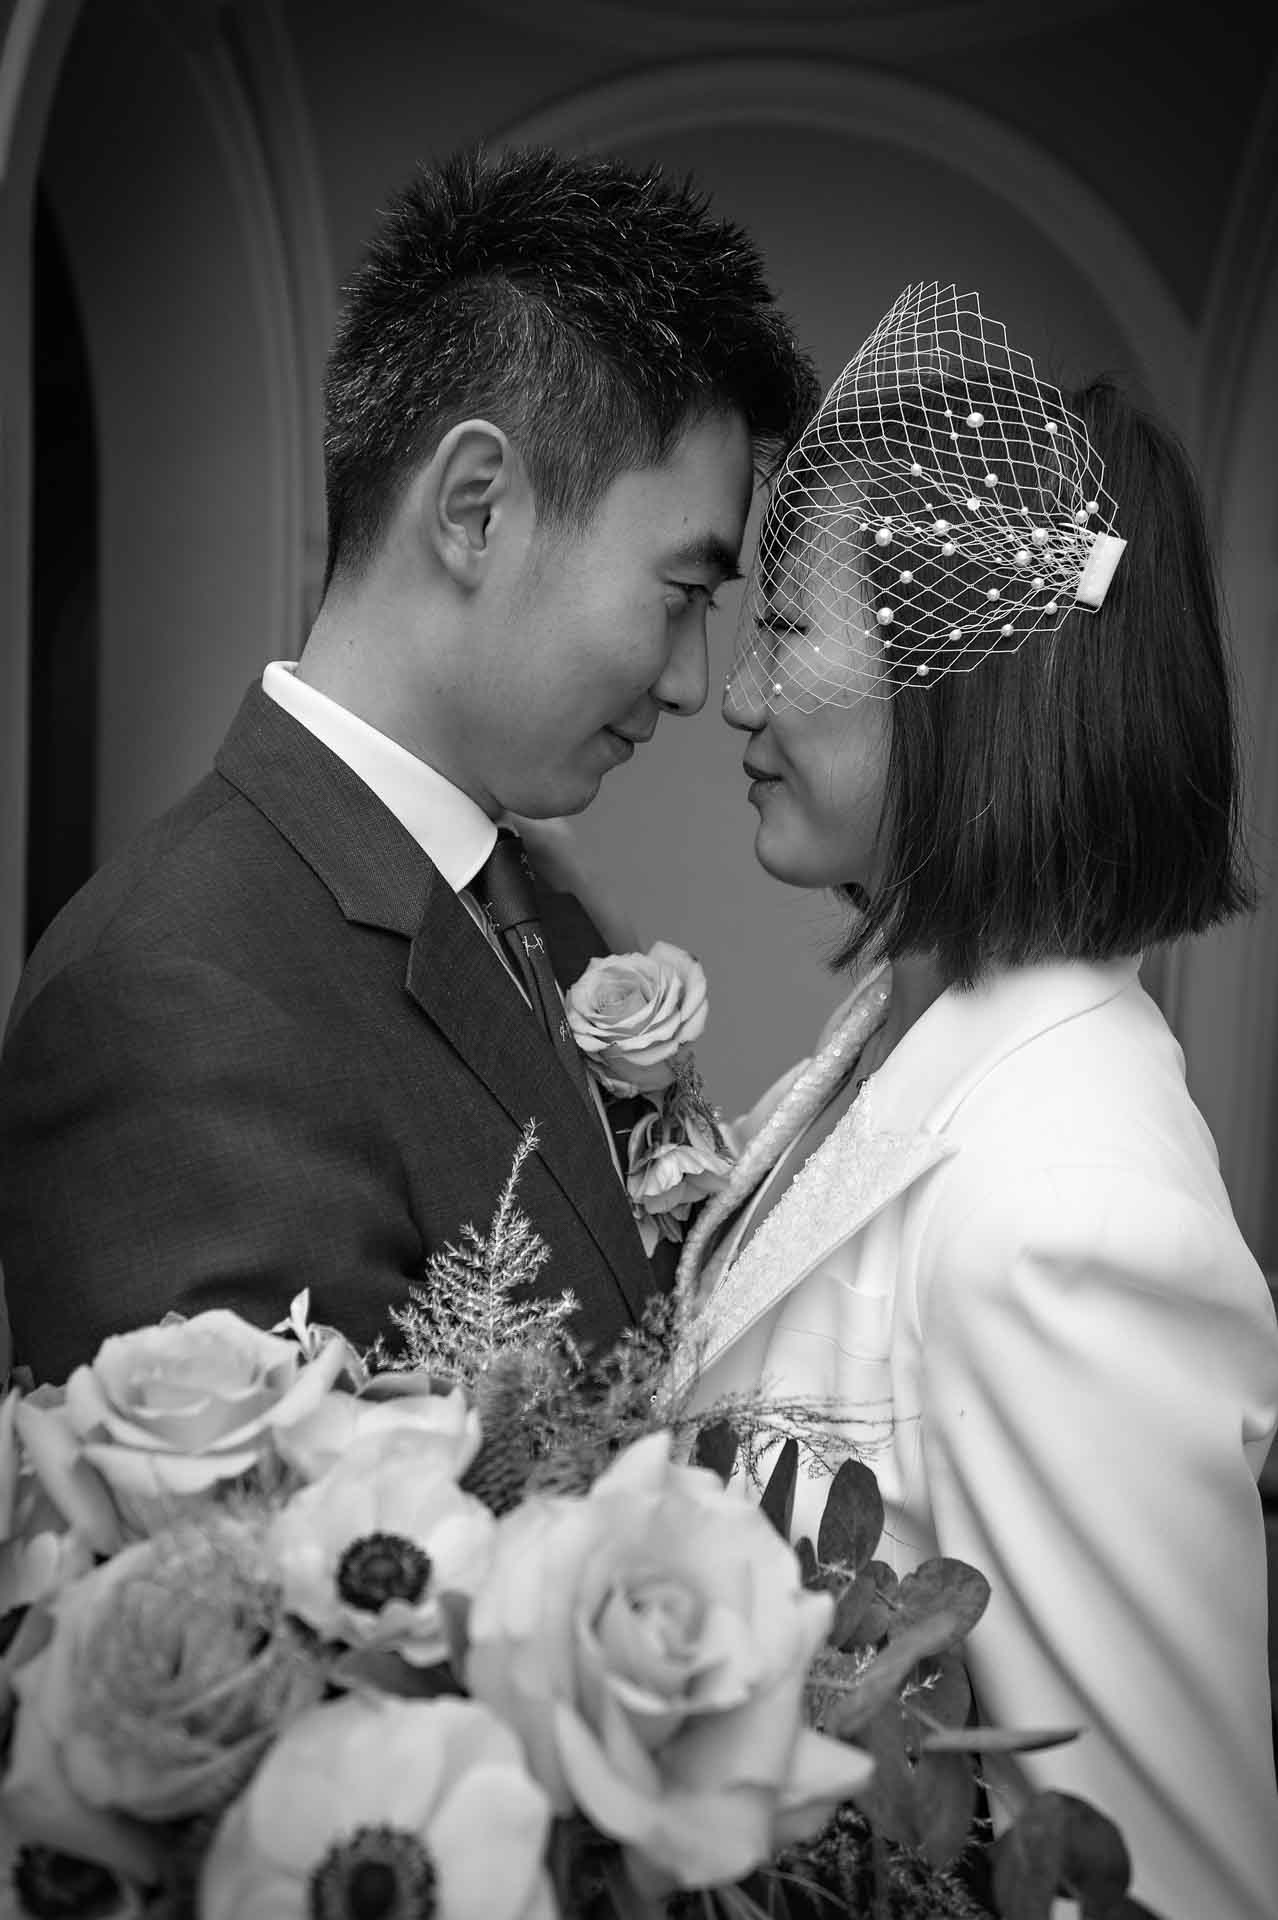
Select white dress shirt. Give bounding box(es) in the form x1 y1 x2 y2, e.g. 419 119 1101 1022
261 662 621 1168
263 659 499 924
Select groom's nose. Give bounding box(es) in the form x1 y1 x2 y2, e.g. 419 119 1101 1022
653 615 710 717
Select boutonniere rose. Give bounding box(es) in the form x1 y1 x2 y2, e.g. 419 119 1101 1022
566 943 732 1251
566 941 707 1096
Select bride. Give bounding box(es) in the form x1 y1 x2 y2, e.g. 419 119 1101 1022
680 286 1278 1920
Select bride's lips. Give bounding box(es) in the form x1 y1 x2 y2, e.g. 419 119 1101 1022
743 760 782 804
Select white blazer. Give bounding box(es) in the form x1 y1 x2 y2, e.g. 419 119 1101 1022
690 956 1278 1920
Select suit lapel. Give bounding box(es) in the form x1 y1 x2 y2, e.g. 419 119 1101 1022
405 876 652 1324
216 683 652 1327
535 877 681 1294
216 682 434 937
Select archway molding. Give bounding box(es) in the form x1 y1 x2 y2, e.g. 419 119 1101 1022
0 0 82 1012
473 0 1124 61
0 0 332 1007
1167 52 1278 1263
495 57 1193 429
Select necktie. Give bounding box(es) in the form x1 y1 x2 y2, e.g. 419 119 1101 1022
474 829 594 1107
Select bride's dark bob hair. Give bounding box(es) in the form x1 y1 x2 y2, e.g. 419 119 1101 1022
838 379 1254 987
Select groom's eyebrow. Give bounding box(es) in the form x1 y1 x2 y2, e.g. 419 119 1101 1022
668 535 744 584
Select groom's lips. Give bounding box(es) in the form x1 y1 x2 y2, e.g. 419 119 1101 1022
603 724 655 758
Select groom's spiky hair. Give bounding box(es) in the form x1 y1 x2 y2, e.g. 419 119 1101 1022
321 144 818 587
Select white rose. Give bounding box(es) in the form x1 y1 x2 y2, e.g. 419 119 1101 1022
8 1521 322 1834
466 1431 873 1900
60 1311 348 1532
566 943 708 1095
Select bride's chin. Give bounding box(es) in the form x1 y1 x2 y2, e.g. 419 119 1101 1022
752 828 819 890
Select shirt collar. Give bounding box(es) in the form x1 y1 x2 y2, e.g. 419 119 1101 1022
262 661 496 893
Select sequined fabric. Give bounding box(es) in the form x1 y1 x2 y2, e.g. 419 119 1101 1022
687 1082 954 1371
675 960 954 1376
674 960 893 1302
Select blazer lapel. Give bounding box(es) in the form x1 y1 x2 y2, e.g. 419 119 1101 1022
690 1093 954 1373
216 683 653 1326
684 956 1143 1377
676 960 893 1300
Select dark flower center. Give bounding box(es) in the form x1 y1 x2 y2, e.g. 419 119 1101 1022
11 1846 124 1920
336 1532 433 1612
309 1824 437 1920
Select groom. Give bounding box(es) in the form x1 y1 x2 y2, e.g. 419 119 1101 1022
0 145 817 1382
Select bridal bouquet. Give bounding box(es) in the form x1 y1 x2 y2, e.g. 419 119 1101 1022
0 1131 1156 1920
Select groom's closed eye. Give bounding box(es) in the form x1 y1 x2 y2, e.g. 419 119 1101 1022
666 534 743 592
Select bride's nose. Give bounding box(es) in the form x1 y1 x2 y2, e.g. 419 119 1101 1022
722 652 767 731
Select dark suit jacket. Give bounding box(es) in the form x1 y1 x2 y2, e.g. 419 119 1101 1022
0 683 659 1382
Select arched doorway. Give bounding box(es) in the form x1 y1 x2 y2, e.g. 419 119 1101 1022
0 0 332 1004
26 182 97 953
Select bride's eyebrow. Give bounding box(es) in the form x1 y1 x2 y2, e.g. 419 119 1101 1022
666 534 743 583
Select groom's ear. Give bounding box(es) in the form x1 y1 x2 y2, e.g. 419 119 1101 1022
414 419 531 588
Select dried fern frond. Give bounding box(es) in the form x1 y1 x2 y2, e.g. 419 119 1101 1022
368 1129 887 1510
368 1123 581 1390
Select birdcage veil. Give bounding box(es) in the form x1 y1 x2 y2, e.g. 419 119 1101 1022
733 283 1127 711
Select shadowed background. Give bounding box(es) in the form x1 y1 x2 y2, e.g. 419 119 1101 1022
1 0 1275 1715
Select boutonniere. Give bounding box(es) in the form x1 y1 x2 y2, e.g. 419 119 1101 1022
565 942 734 1254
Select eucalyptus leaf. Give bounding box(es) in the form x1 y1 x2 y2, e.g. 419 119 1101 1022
826 1611 967 1738
829 1571 878 1649
853 1700 916 1843
1058 1794 1132 1916
991 1793 1066 1920
692 1418 737 1486
760 1436 798 1541
856 1559 900 1645
992 1791 1132 1920
816 1457 884 1572
891 1556 990 1651
854 1700 976 1870
908 1650 971 1729
910 1748 978 1869
919 1724 1082 1756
